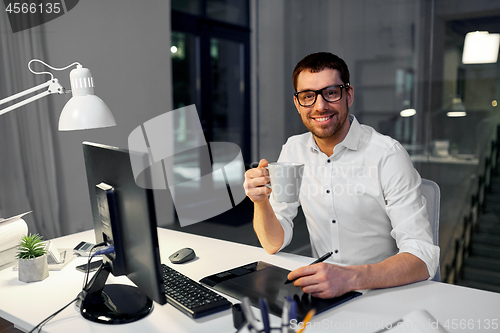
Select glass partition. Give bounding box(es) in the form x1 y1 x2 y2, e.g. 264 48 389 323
272 0 500 285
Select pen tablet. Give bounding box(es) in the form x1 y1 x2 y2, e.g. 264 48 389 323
200 261 361 321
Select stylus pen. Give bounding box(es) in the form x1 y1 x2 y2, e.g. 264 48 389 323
284 252 333 284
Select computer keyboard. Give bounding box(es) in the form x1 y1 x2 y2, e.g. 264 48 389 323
161 264 232 318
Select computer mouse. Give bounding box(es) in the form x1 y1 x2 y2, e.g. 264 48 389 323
169 247 196 264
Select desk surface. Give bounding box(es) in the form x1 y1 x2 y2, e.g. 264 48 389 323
0 229 499 333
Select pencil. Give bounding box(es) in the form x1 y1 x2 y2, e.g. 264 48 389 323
296 309 316 333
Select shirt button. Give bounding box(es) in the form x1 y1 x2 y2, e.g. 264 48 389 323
332 220 336 223
326 190 330 194
335 250 339 254
327 159 331 163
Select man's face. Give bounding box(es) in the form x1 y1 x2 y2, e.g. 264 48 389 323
294 68 353 141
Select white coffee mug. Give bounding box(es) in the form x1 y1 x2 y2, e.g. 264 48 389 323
265 162 304 203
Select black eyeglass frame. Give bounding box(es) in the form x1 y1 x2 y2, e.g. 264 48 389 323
294 83 351 107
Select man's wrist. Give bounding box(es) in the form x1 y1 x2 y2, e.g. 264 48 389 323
344 265 366 291
254 197 269 204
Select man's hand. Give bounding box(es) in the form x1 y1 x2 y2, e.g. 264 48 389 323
287 253 430 299
244 159 272 203
287 263 356 299
244 159 284 254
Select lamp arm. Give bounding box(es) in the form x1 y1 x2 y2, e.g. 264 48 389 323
0 79 66 117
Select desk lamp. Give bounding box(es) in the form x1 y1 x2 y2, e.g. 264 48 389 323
0 59 116 130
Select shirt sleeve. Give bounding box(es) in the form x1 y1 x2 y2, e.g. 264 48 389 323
271 199 300 251
269 143 301 252
382 142 440 280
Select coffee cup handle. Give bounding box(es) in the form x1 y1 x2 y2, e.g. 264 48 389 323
263 166 272 189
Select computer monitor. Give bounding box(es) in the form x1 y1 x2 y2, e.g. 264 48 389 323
81 141 167 324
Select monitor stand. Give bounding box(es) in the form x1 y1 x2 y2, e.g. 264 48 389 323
78 262 153 324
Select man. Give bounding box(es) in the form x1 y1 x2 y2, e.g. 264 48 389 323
243 52 439 299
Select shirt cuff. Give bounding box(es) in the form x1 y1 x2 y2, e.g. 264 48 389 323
275 212 294 253
398 239 441 280
269 197 300 253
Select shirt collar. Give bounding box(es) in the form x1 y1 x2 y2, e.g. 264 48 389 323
340 114 361 151
308 114 362 153
308 133 320 153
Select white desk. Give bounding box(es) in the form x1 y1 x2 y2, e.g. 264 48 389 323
0 229 499 333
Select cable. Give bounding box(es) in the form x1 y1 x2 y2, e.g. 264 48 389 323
28 296 79 333
93 245 115 256
27 59 81 80
82 242 107 291
28 242 108 333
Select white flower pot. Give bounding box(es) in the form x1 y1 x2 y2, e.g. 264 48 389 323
18 254 49 283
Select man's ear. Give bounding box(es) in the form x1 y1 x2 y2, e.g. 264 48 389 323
346 85 354 108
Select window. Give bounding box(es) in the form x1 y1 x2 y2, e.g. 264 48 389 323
171 0 251 162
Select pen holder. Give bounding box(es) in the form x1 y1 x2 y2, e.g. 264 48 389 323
235 297 306 333
232 304 246 330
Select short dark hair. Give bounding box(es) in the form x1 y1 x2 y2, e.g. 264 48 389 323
292 52 350 91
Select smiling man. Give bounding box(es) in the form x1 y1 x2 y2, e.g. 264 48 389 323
243 52 440 299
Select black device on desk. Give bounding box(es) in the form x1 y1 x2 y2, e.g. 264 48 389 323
76 260 103 273
82 142 231 324
200 261 362 321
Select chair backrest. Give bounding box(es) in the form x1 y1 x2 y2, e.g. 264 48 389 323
420 178 441 282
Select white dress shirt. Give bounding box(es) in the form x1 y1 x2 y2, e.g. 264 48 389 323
270 115 440 279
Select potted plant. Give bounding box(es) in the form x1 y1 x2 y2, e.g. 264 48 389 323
16 234 49 283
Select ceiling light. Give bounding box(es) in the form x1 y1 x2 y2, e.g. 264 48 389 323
462 31 500 64
447 111 467 117
400 108 416 117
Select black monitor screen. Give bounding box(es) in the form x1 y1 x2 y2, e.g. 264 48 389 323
82 141 166 324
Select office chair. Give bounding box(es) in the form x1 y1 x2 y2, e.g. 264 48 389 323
420 178 441 282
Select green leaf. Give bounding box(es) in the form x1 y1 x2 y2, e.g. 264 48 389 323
16 233 47 260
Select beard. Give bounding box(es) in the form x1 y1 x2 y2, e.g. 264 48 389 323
302 107 349 140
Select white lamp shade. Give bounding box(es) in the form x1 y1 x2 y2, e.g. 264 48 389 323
58 94 116 131
462 31 500 64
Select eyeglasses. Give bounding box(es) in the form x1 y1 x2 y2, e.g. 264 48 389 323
294 83 350 107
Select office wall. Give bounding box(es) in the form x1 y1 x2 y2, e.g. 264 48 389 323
252 0 287 162
40 0 175 235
